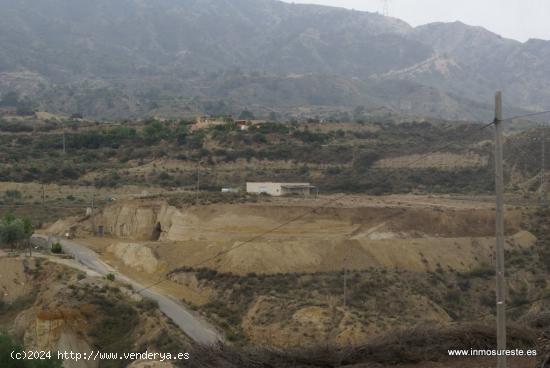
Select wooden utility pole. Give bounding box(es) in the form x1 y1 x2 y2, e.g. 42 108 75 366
196 161 201 203
343 256 348 308
541 125 546 205
494 91 507 368
91 193 96 235
62 123 66 155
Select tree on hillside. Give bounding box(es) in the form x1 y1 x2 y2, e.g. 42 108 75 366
353 150 380 171
141 120 171 144
0 213 27 250
3 189 22 201
22 217 34 238
175 122 189 145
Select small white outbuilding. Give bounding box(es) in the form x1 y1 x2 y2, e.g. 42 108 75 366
246 182 315 197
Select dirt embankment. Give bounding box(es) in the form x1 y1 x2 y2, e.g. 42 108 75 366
1 257 99 368
0 257 31 302
54 197 535 276
107 242 161 273
37 197 546 353
2 255 194 368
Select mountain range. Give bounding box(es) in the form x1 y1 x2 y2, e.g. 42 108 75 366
1 0 549 121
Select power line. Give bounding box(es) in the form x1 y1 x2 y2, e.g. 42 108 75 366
502 110 550 122
189 196 346 269
449 286 550 327
541 124 548 205
133 121 497 295
135 194 348 293
502 125 550 195
109 113 550 353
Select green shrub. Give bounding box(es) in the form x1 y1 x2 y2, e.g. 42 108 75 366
0 332 62 367
136 298 159 311
89 297 138 356
4 190 22 199
463 266 493 279
50 242 62 254
105 273 115 281
444 290 462 305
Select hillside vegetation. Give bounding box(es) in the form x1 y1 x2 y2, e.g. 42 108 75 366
0 118 499 196
0 0 548 120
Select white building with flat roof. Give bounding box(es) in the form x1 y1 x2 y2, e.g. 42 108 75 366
246 182 315 197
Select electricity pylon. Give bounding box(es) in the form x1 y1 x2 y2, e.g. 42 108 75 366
382 0 389 16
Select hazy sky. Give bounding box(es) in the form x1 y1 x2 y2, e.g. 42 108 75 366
281 0 550 42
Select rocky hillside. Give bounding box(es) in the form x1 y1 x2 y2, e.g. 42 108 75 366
405 22 550 112
0 0 548 120
0 256 195 368
40 197 547 357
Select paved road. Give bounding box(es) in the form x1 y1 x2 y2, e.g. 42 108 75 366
32 235 222 346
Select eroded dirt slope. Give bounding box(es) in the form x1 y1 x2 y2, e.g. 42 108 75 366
50 195 534 275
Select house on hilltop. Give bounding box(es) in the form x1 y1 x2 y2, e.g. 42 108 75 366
192 115 233 131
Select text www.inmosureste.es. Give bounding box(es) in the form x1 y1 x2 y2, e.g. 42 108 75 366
448 348 537 357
